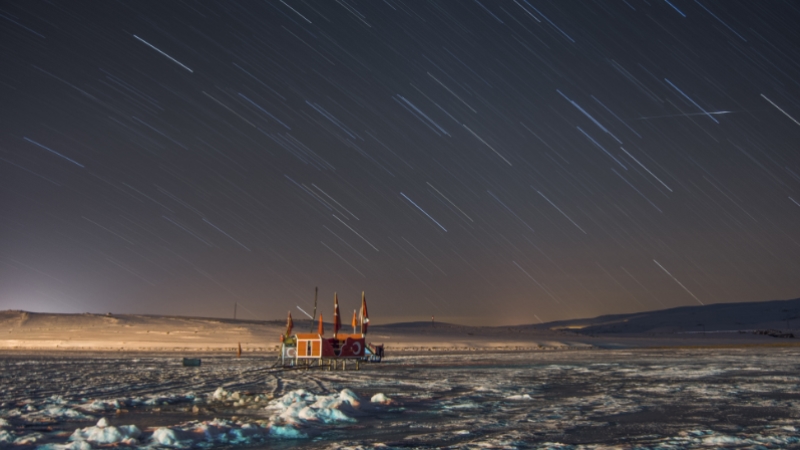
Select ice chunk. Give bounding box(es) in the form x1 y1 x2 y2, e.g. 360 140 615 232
36 406 93 421
507 394 533 400
338 389 361 407
172 418 270 445
226 427 253 444
151 427 183 447
268 389 362 428
12 432 44 445
70 420 140 444
687 429 713 436
212 387 228 401
371 393 392 404
0 418 9 428
0 429 14 444
36 442 92 450
298 405 354 423
702 435 750 445
74 426 122 444
83 399 122 411
269 425 307 439
272 389 315 409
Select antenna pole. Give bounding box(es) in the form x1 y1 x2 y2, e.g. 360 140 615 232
310 287 318 333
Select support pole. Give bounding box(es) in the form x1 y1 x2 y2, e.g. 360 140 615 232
310 287 318 333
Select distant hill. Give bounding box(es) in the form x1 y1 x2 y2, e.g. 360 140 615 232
528 298 800 334
1 298 798 352
0 310 592 351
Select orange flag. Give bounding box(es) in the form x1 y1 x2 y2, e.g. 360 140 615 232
318 313 324 335
360 291 369 336
285 311 294 337
352 309 358 333
333 293 341 338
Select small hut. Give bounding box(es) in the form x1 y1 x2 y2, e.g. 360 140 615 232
280 291 380 369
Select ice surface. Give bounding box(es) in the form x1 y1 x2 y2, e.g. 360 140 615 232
3 349 800 448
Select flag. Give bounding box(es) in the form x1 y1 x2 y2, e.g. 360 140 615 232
360 291 369 336
318 313 324 335
285 311 293 337
333 292 341 337
352 309 357 333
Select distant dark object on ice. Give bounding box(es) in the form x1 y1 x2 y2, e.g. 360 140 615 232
750 329 795 339
182 358 201 367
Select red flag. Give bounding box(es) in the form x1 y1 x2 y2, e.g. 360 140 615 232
333 293 341 337
318 313 324 335
360 291 369 336
285 311 293 337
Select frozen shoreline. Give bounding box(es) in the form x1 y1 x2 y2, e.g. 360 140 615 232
3 309 797 352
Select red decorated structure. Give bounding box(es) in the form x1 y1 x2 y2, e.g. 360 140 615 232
280 291 383 369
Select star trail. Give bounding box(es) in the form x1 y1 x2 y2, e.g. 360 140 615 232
1 1 799 325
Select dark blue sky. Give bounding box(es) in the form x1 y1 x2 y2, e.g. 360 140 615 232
1 1 799 324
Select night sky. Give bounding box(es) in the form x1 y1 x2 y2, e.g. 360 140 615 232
2 1 799 325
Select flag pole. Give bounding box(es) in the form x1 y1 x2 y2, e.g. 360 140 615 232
310 286 317 333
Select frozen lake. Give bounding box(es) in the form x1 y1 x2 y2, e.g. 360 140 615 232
2 347 800 449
